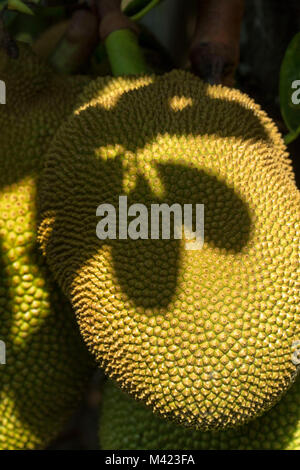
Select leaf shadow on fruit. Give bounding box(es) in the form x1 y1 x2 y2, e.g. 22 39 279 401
110 164 251 309
37 75 262 311
37 77 265 310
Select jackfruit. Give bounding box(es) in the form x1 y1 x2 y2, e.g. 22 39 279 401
0 44 94 449
100 378 300 450
38 71 300 431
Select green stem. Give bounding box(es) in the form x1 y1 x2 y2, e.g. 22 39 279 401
105 28 149 76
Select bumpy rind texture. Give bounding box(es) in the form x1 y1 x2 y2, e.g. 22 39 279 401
38 71 300 431
0 45 94 450
100 379 300 450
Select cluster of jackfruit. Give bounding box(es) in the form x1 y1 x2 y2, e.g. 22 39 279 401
0 43 299 450
38 71 299 432
0 45 94 450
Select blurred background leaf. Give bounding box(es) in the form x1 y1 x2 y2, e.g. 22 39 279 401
280 31 300 143
122 0 162 21
7 0 35 15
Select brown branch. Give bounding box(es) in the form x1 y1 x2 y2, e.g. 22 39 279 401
190 0 245 86
49 9 99 74
95 0 122 18
94 0 139 41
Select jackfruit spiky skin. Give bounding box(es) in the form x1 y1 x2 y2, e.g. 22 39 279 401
0 45 94 449
100 378 300 450
38 71 300 431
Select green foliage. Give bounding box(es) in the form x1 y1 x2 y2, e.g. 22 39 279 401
1 0 36 16
279 32 300 144
122 0 162 21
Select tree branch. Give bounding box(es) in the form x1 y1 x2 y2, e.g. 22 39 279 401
49 8 99 74
190 0 245 86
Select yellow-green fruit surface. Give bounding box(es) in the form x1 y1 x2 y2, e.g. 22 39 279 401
38 71 300 431
100 379 300 450
0 45 93 449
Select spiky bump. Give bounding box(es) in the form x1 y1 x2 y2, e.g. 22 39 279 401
38 71 300 431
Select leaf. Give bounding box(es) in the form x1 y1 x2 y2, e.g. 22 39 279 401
7 0 34 15
279 32 300 141
284 126 300 145
122 0 162 21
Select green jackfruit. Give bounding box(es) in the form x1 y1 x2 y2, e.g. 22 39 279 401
100 378 300 450
0 45 94 450
38 72 300 431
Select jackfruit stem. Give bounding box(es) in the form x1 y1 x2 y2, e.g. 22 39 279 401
96 0 149 76
105 29 150 76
